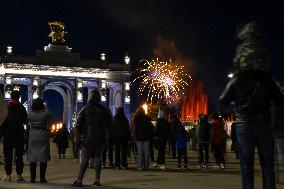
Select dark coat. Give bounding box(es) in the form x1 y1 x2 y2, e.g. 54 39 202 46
220 70 283 125
77 102 111 145
197 120 211 143
55 127 69 149
2 100 27 143
170 118 182 141
111 114 130 143
155 118 171 143
133 114 153 141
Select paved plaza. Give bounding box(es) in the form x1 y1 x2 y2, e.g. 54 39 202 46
0 141 283 189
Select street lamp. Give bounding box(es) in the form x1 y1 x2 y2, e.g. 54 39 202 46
228 73 234 78
7 46 12 54
142 103 148 115
100 53 106 61
124 55 130 64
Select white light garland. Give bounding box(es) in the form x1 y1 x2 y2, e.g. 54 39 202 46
0 63 108 79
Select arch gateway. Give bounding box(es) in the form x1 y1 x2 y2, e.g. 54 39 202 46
0 39 131 130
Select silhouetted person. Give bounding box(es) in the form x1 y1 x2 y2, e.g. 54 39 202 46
196 114 211 168
176 125 190 169
154 111 171 170
1 90 27 182
133 107 153 171
54 123 69 159
73 90 111 187
112 107 130 169
28 98 52 183
210 113 226 169
170 113 182 158
220 21 283 189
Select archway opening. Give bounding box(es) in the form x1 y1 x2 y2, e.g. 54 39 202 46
43 89 64 122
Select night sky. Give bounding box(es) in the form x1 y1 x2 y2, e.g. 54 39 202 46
1 0 284 112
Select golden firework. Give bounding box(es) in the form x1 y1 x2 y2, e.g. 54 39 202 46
133 59 191 104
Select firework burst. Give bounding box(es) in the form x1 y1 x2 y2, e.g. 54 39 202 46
133 59 191 104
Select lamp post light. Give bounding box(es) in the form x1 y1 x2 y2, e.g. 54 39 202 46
100 80 107 102
7 46 12 55
100 53 106 61
124 82 130 103
228 73 234 78
5 77 12 85
142 103 148 115
124 55 130 64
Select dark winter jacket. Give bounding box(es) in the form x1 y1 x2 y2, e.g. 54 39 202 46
77 102 112 145
176 127 190 149
2 100 28 143
54 127 69 149
197 117 211 143
155 118 171 142
133 114 153 141
220 70 283 125
111 114 130 143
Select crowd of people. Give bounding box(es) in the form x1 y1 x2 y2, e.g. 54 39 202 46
0 88 231 186
0 21 283 189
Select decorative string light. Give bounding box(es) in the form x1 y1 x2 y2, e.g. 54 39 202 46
1 63 108 79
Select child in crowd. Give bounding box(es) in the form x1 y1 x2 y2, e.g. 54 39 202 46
176 125 190 169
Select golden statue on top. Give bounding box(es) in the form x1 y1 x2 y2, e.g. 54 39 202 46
48 21 66 44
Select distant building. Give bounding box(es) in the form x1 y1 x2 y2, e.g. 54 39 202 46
0 22 131 130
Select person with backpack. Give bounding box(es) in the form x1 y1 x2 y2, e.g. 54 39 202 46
73 90 112 187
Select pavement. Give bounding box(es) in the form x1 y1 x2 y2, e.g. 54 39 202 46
0 141 283 189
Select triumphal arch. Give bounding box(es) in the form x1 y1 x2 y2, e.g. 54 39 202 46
0 21 131 129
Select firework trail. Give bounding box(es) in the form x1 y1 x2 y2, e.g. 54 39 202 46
133 59 191 104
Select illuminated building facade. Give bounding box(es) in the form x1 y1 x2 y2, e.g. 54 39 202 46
0 43 131 130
